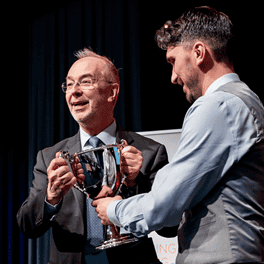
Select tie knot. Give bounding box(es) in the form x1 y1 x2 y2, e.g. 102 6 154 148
89 136 103 148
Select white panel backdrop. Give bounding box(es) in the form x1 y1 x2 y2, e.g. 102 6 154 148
137 129 182 264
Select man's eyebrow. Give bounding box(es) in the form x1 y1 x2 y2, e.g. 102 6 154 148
66 73 94 80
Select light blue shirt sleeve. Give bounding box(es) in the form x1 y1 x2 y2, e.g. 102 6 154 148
107 91 258 237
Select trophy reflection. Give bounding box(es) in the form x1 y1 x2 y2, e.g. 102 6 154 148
60 139 138 250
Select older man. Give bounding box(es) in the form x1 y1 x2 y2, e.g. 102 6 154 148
17 48 168 264
93 6 264 263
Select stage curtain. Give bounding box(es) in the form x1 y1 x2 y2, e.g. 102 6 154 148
2 1 262 263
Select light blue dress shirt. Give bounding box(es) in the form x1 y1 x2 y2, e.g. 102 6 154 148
80 120 117 149
107 73 264 237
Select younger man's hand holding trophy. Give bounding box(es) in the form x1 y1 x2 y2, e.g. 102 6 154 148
92 140 143 225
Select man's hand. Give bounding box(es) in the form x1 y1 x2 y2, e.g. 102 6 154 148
46 152 85 205
121 140 143 187
92 196 122 225
93 185 114 200
72 154 85 186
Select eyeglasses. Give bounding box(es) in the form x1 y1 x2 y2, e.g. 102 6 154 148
61 77 113 93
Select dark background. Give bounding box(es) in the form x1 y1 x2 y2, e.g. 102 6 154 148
1 0 263 263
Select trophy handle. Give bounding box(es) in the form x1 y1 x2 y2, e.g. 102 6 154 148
59 150 89 197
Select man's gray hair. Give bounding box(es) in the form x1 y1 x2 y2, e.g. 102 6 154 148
74 47 120 85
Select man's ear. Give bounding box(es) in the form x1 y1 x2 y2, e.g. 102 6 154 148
192 41 214 73
193 41 206 66
107 83 120 103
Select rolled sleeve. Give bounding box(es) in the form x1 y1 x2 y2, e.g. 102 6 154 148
107 200 122 227
107 195 150 237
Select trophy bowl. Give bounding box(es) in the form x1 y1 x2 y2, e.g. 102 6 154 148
60 140 139 250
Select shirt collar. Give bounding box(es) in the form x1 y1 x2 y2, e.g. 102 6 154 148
205 73 240 96
80 120 117 150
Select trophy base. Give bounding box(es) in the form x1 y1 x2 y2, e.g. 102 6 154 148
96 234 139 250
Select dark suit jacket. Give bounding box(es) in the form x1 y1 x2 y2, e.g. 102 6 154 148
17 125 168 264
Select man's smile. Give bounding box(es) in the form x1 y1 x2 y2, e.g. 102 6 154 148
70 100 90 111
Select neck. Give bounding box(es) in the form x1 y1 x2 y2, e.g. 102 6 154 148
79 116 114 136
201 61 234 96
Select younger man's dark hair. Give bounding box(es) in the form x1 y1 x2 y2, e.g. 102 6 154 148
155 6 234 63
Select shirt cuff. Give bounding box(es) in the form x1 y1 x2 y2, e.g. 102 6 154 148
44 196 62 221
107 200 122 227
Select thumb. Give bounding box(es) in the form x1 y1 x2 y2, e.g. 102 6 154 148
121 139 128 147
93 185 114 200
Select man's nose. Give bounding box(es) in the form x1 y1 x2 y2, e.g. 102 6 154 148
71 82 83 96
171 70 178 84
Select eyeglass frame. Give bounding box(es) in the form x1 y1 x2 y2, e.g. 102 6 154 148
61 76 113 93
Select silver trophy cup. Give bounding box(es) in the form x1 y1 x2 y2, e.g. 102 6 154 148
60 140 138 250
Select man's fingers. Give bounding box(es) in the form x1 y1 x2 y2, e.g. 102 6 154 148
71 154 85 183
47 154 75 205
91 198 100 207
73 154 80 163
93 185 114 200
73 162 83 170
75 168 85 178
76 173 85 184
51 172 76 191
60 171 75 184
92 196 122 225
62 176 77 191
54 165 71 178
48 158 68 172
121 146 139 155
121 139 128 147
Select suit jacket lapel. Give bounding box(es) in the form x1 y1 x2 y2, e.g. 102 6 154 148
65 131 85 212
116 125 134 145
66 131 82 154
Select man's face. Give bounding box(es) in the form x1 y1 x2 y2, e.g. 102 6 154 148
65 57 114 126
166 45 202 104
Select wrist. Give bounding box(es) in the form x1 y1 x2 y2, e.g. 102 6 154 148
46 197 61 206
124 170 145 187
45 196 62 220
46 192 62 206
124 178 137 187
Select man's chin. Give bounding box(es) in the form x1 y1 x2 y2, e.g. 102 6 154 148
184 90 197 104
71 112 92 124
184 93 195 104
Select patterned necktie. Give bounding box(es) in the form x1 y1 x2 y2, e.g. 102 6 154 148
84 136 105 254
89 136 104 168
